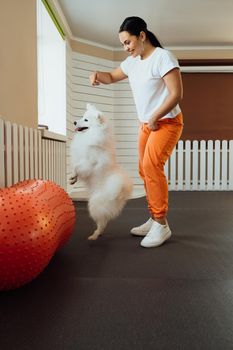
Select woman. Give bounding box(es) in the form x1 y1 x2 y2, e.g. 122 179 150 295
89 16 183 248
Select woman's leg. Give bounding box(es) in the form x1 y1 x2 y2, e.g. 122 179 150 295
142 114 183 221
130 124 153 236
138 123 152 213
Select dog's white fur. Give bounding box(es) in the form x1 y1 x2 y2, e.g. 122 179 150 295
69 104 133 240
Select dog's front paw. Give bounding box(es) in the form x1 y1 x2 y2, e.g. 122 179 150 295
69 175 78 185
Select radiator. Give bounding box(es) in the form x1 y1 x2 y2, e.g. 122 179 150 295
0 118 66 190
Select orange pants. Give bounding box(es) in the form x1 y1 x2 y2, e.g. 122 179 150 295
138 113 183 219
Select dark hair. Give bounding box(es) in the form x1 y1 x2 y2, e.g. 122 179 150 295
119 16 163 48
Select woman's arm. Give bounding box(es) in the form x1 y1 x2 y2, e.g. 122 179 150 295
90 66 127 86
148 68 183 130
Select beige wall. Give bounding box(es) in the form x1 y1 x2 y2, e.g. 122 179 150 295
115 48 233 61
71 41 115 61
0 0 38 128
171 49 233 60
71 40 233 61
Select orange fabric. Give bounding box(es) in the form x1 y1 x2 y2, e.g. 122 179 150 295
138 113 183 218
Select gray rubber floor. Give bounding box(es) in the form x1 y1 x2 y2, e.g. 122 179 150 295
1 192 233 350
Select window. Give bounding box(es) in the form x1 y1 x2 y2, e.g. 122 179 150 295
37 0 66 135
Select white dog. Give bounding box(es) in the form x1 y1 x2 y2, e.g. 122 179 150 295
69 104 133 240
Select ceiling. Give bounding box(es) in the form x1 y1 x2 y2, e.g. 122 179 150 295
56 0 233 49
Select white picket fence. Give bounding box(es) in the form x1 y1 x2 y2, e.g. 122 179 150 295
0 118 67 189
166 140 233 190
70 139 233 200
0 118 232 192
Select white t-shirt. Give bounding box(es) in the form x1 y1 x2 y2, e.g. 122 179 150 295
120 47 181 122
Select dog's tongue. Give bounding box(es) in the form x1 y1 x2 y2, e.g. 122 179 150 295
75 127 88 132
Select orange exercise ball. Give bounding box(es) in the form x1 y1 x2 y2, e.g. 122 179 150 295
0 179 76 291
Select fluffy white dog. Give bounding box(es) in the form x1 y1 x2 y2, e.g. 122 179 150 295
69 104 133 240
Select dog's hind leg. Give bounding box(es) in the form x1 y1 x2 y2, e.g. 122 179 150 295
88 218 108 241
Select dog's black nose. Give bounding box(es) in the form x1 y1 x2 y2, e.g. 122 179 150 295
74 121 77 126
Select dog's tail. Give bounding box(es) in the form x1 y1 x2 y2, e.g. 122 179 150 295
88 188 128 223
88 194 121 222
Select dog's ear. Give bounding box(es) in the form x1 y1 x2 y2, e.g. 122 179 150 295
86 103 105 124
86 103 98 112
96 113 105 125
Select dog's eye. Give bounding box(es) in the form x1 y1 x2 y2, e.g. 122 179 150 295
84 119 88 122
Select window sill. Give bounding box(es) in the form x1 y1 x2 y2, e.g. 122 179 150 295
40 129 66 142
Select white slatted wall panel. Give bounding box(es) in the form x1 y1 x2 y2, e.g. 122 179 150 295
68 53 143 199
0 118 66 190
113 62 143 192
68 53 114 198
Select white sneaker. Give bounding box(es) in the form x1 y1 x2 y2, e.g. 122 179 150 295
140 220 171 248
130 218 153 236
